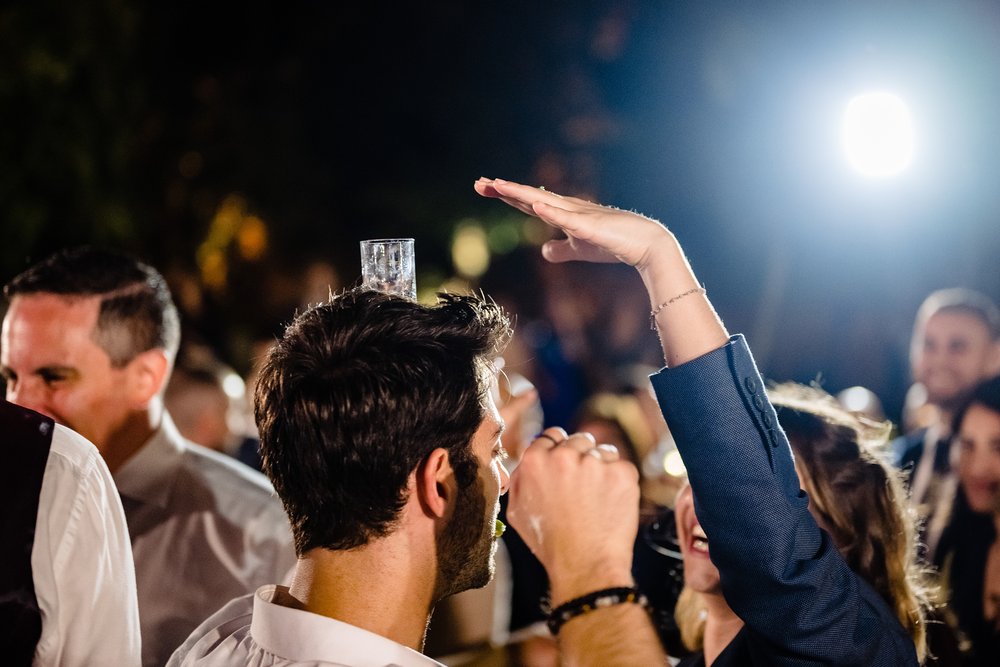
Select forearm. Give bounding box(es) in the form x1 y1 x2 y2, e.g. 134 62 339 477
556 602 668 667
637 234 729 367
651 338 810 583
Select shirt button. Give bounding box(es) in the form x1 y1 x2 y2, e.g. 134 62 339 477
753 394 765 411
745 377 758 394
761 411 773 428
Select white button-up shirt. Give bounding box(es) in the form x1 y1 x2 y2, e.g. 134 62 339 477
168 585 445 667
115 413 296 667
33 424 141 666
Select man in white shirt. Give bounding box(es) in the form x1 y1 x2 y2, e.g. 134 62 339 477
169 289 514 666
1 398 141 666
1 247 296 667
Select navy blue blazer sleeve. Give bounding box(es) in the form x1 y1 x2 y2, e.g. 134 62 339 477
649 335 917 666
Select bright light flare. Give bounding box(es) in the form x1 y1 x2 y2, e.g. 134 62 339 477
663 449 686 478
841 92 915 178
222 372 245 400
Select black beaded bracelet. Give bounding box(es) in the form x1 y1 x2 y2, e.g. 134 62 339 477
546 586 649 636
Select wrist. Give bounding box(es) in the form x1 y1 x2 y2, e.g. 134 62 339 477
546 586 649 636
636 241 698 297
634 232 681 273
547 561 634 608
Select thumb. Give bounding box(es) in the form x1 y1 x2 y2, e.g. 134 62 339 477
541 239 579 263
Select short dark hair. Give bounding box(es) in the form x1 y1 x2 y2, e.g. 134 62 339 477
952 375 1000 434
914 287 1000 341
254 289 512 554
3 246 181 366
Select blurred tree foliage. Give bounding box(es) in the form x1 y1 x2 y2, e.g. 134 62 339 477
0 0 145 268
0 1 630 375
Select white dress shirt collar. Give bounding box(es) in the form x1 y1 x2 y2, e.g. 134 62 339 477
251 585 443 667
113 411 186 509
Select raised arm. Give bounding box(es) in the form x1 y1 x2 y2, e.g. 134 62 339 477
476 178 918 666
474 177 729 367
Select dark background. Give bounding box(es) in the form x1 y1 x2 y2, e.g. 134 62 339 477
4 1 1000 427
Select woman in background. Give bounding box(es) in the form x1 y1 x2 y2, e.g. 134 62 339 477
934 375 1000 665
672 383 932 665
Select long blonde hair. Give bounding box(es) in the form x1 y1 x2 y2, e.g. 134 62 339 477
769 383 933 661
673 383 934 660
674 584 707 652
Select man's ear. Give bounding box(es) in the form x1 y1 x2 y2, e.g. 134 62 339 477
416 448 456 519
126 349 170 408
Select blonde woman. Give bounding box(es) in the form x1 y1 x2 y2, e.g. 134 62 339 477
672 383 933 665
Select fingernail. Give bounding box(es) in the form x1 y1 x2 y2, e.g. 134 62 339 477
494 178 506 184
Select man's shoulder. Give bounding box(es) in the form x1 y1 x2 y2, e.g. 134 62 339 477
166 593 255 667
889 428 928 468
47 424 112 484
178 437 283 510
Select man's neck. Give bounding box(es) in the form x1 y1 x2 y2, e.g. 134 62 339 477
702 592 744 666
102 403 162 474
286 536 437 652
932 412 953 439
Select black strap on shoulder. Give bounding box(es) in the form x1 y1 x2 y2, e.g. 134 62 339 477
0 400 55 664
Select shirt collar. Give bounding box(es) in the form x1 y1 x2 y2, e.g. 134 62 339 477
250 585 443 667
113 411 186 509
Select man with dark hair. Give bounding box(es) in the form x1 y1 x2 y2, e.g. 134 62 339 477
892 287 1000 554
169 289 514 666
1 246 296 667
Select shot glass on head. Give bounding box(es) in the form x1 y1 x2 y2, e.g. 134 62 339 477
360 238 416 300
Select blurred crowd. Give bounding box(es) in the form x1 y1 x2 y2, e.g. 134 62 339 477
2 226 999 666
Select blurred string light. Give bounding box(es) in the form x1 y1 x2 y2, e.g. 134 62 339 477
487 220 521 254
221 371 246 400
841 92 916 178
197 194 269 292
434 213 556 298
522 217 553 245
836 385 886 421
644 438 687 479
663 448 686 478
451 220 491 278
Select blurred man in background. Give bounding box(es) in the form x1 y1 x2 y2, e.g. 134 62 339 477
1 246 295 667
892 287 1000 553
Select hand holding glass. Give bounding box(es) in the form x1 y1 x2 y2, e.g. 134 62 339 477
360 238 416 300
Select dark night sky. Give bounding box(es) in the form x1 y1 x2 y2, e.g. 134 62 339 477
4 1 1000 425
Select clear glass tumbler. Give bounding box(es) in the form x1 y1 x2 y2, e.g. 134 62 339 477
359 238 416 300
